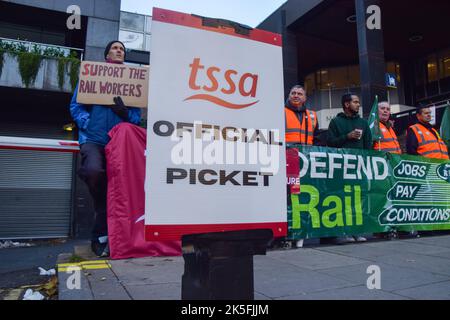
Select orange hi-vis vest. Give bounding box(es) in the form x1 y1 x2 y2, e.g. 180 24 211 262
409 123 449 159
373 122 401 154
285 107 317 145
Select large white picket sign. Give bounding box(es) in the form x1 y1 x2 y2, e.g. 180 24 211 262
145 8 286 240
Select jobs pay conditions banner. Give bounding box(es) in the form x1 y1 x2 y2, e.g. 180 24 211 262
288 145 450 239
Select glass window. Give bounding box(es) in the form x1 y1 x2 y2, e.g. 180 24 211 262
426 54 438 82
145 34 151 52
317 69 329 90
120 12 145 32
304 73 315 94
119 30 144 50
415 59 426 86
145 16 152 34
439 49 450 79
348 65 360 87
328 67 347 89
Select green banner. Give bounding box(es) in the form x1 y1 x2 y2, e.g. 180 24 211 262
287 146 450 239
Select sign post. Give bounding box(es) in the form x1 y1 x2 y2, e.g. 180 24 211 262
145 8 286 299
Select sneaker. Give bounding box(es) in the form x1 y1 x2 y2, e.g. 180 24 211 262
354 236 367 242
344 236 356 243
102 242 110 257
282 241 292 249
91 240 109 257
334 236 355 245
295 239 304 248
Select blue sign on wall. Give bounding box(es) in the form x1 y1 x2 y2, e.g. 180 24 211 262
386 73 397 88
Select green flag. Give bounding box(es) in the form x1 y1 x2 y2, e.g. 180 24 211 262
367 95 381 142
440 105 450 150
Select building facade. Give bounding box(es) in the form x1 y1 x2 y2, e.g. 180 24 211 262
0 0 122 239
258 0 450 132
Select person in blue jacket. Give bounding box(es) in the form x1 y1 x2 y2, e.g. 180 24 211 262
70 40 141 257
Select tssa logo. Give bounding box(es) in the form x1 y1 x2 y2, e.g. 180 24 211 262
184 58 259 109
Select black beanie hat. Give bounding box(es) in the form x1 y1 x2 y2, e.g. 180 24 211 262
104 40 126 60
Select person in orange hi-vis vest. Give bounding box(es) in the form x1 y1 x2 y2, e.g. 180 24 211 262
406 106 449 159
373 102 402 240
373 101 401 154
284 85 319 146
284 85 319 249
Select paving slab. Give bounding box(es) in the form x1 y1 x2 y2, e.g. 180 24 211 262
86 268 131 300
364 239 450 256
279 285 409 300
425 250 450 260
317 242 400 260
318 262 450 292
254 256 355 299
124 283 181 300
266 248 366 270
402 235 450 248
393 281 450 300
110 256 184 286
371 252 450 277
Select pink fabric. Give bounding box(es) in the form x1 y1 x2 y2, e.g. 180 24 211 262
105 123 181 259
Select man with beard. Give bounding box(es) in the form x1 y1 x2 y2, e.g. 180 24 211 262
284 85 319 145
326 93 371 244
327 93 372 149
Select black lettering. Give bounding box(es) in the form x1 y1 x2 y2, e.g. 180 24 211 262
113 67 119 78
167 168 187 184
220 170 240 185
136 85 142 97
129 84 135 96
222 127 238 142
199 170 217 185
79 80 86 93
260 172 273 186
189 169 196 185
243 171 258 186
269 130 283 146
107 66 114 77
153 120 175 136
113 83 119 95
99 81 107 94
177 122 194 137
248 130 268 144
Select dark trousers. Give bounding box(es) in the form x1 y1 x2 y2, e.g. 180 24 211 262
78 143 108 241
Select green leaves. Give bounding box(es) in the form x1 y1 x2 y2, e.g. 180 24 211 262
0 39 80 90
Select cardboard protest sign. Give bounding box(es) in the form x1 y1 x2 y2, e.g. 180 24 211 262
76 61 149 108
145 8 287 241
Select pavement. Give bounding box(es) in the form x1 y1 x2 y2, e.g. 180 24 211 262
56 234 450 300
0 238 86 300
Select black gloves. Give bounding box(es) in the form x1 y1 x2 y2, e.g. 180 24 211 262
111 96 129 121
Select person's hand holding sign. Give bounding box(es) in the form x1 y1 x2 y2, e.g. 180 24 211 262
111 96 129 121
